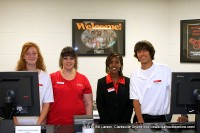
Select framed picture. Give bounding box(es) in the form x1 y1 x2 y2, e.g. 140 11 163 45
72 19 125 56
180 19 200 63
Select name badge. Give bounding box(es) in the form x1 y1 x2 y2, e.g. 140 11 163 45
107 87 115 92
15 126 41 133
38 84 43 86
57 81 64 84
153 80 162 83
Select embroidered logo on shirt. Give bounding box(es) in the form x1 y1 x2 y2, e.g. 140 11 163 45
57 81 64 84
153 80 162 83
107 87 115 92
77 83 83 87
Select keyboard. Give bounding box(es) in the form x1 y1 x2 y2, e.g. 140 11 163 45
165 121 195 126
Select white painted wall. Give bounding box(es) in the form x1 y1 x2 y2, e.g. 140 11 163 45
0 0 200 102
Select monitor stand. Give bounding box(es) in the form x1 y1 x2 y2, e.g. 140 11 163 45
195 101 200 133
0 119 14 133
194 89 200 133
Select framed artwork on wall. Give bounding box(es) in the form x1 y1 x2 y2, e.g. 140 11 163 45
72 19 125 56
180 19 200 63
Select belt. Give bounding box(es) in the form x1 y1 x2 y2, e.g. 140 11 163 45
142 114 165 119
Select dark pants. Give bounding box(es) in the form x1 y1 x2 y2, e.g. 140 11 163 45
133 114 168 123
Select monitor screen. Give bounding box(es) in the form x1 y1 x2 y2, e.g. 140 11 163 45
0 71 40 119
170 72 200 114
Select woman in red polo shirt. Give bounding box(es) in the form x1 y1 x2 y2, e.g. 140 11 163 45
47 46 93 125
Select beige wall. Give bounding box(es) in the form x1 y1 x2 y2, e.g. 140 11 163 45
0 0 200 104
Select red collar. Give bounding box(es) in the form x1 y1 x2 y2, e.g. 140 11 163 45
106 73 125 84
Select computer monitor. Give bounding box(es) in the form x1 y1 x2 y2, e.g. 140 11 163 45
0 71 40 119
170 72 200 114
